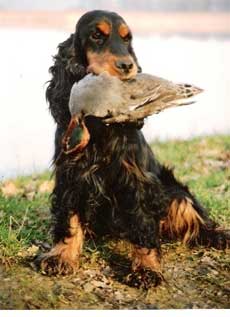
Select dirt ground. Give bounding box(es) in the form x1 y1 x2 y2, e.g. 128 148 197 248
0 241 229 309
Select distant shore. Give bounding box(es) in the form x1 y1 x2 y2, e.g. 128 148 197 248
0 11 230 35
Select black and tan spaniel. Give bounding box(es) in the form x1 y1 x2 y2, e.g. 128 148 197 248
37 10 229 287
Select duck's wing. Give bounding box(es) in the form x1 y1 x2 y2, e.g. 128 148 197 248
153 83 203 107
127 80 203 110
104 81 203 124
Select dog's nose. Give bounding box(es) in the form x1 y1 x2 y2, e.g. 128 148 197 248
115 60 133 73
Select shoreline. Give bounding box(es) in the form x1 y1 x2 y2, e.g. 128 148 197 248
0 11 230 35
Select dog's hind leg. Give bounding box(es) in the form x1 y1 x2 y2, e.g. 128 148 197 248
159 166 230 249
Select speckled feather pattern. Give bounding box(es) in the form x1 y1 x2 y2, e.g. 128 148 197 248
69 72 203 122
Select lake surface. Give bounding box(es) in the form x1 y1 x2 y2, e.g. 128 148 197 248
1 28 230 179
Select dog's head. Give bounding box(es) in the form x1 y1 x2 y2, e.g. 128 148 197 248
47 10 142 127
74 10 141 80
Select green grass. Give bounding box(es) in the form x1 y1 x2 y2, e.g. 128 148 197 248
0 173 51 264
0 135 229 264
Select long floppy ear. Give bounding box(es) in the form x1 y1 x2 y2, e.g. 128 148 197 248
46 33 87 127
128 38 142 73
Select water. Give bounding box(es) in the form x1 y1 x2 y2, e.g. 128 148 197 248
1 28 230 179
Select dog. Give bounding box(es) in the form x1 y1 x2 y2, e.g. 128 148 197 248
38 10 229 285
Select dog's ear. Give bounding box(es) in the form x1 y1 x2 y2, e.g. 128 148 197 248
46 33 87 126
128 41 142 73
73 24 88 69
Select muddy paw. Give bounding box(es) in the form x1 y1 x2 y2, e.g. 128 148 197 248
125 268 163 289
34 253 78 276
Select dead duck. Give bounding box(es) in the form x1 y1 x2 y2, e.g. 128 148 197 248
62 72 203 154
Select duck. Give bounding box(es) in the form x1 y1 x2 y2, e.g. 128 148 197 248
62 72 203 154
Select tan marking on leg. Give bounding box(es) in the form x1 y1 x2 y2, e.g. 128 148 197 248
131 246 162 273
160 197 205 244
39 214 84 274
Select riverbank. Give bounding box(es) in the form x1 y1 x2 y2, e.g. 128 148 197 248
0 11 230 35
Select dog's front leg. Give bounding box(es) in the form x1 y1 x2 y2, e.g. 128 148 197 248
127 242 163 289
35 213 84 275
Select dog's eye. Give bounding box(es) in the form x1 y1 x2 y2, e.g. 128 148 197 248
91 31 103 40
123 33 132 43
90 31 106 45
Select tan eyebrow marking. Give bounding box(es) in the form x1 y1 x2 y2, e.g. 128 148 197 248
97 20 111 35
118 23 130 38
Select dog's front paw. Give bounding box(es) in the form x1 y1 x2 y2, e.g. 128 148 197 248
34 252 79 276
125 268 164 289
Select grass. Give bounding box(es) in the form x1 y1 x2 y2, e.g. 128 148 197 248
0 135 229 264
0 174 51 264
